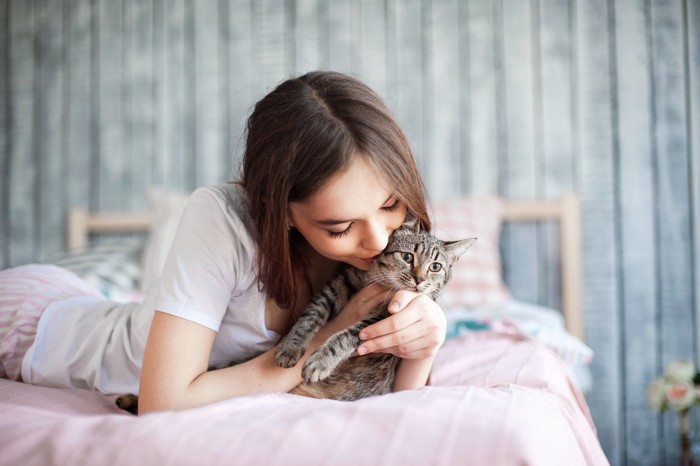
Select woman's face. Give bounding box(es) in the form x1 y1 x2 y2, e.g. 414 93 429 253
288 157 408 270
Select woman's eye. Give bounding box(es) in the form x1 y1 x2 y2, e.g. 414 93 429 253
327 223 353 238
401 252 414 263
429 262 443 272
381 198 401 212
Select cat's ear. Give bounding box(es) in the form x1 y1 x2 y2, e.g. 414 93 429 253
401 216 421 233
444 238 476 259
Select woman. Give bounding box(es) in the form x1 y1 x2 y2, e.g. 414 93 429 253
0 71 446 413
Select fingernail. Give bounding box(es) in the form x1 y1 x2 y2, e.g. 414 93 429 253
357 346 368 355
390 302 400 311
359 331 368 340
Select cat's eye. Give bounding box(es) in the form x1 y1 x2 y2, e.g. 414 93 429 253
429 262 442 272
401 252 414 263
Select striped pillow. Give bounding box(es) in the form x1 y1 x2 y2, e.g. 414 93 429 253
44 238 144 302
431 196 511 309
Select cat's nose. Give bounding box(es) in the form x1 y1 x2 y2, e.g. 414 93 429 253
414 276 425 285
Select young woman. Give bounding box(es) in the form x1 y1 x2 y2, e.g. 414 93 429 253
0 71 446 413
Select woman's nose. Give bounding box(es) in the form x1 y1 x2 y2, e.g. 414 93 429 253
361 221 389 252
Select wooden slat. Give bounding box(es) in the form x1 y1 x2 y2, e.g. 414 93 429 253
8 0 36 266
225 0 253 179
68 208 151 250
427 0 461 200
538 0 575 311
194 0 224 187
650 1 695 463
292 0 320 74
65 0 94 221
499 0 540 307
96 0 125 211
36 0 66 260
358 0 387 101
126 0 155 210
575 0 622 463
503 195 583 340
326 0 352 72
0 0 10 268
394 0 424 169
252 0 287 88
466 0 498 194
156 0 188 191
614 0 660 463
690 0 700 383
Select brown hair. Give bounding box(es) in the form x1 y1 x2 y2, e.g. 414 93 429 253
240 71 430 311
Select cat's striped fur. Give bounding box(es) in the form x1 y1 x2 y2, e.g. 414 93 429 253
275 219 475 401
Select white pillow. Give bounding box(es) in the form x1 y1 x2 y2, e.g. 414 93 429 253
140 187 190 292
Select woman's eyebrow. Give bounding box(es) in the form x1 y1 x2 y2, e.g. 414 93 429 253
313 194 395 226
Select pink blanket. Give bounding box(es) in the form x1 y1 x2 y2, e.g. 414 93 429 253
0 332 608 465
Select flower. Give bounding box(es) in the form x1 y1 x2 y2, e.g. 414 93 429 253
647 379 667 410
666 381 697 412
666 360 696 383
647 359 700 413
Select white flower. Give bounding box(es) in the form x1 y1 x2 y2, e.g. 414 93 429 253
647 378 667 410
665 360 696 383
665 381 697 412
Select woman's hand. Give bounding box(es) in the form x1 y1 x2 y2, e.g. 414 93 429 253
356 290 447 360
327 283 392 331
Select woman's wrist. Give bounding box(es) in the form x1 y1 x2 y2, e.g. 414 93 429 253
392 355 437 392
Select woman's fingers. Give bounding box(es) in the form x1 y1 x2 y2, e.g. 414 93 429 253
358 296 446 358
386 289 419 314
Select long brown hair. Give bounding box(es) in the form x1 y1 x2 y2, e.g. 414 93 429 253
240 71 430 312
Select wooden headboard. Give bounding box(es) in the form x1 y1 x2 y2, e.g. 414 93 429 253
68 194 583 339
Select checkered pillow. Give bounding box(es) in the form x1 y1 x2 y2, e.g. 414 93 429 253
44 238 144 302
431 196 511 308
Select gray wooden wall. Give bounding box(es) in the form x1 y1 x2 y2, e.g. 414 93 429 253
1 1 698 464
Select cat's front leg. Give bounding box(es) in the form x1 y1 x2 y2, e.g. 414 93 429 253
275 313 322 368
302 315 381 383
275 274 356 368
275 297 337 368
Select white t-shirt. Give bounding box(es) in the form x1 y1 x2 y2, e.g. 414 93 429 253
21 184 280 394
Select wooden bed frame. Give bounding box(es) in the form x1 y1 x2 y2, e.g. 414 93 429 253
67 194 583 339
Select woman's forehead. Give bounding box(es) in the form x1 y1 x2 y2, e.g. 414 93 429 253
296 158 393 219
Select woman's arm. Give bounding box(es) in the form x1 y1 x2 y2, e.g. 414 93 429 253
356 292 447 392
139 311 344 413
139 285 390 414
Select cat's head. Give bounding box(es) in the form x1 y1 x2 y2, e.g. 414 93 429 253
368 219 476 299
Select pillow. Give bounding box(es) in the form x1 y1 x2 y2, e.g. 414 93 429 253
431 196 511 308
444 303 594 367
139 187 190 292
45 238 144 302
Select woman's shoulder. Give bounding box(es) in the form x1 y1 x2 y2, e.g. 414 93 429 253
189 183 252 224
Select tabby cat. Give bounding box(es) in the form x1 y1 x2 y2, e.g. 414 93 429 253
275 219 475 401
115 220 474 412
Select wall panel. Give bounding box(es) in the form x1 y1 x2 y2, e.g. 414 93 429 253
614 0 659 463
574 0 622 463
2 2 700 464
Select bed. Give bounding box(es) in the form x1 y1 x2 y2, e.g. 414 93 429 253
0 190 608 466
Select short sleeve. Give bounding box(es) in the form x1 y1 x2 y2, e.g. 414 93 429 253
149 186 256 332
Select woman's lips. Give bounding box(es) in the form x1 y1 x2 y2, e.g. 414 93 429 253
360 255 379 265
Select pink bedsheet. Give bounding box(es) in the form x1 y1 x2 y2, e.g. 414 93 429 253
0 332 608 465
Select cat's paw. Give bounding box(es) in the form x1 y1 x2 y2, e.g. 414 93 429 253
301 350 336 383
274 341 305 368
115 393 139 415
